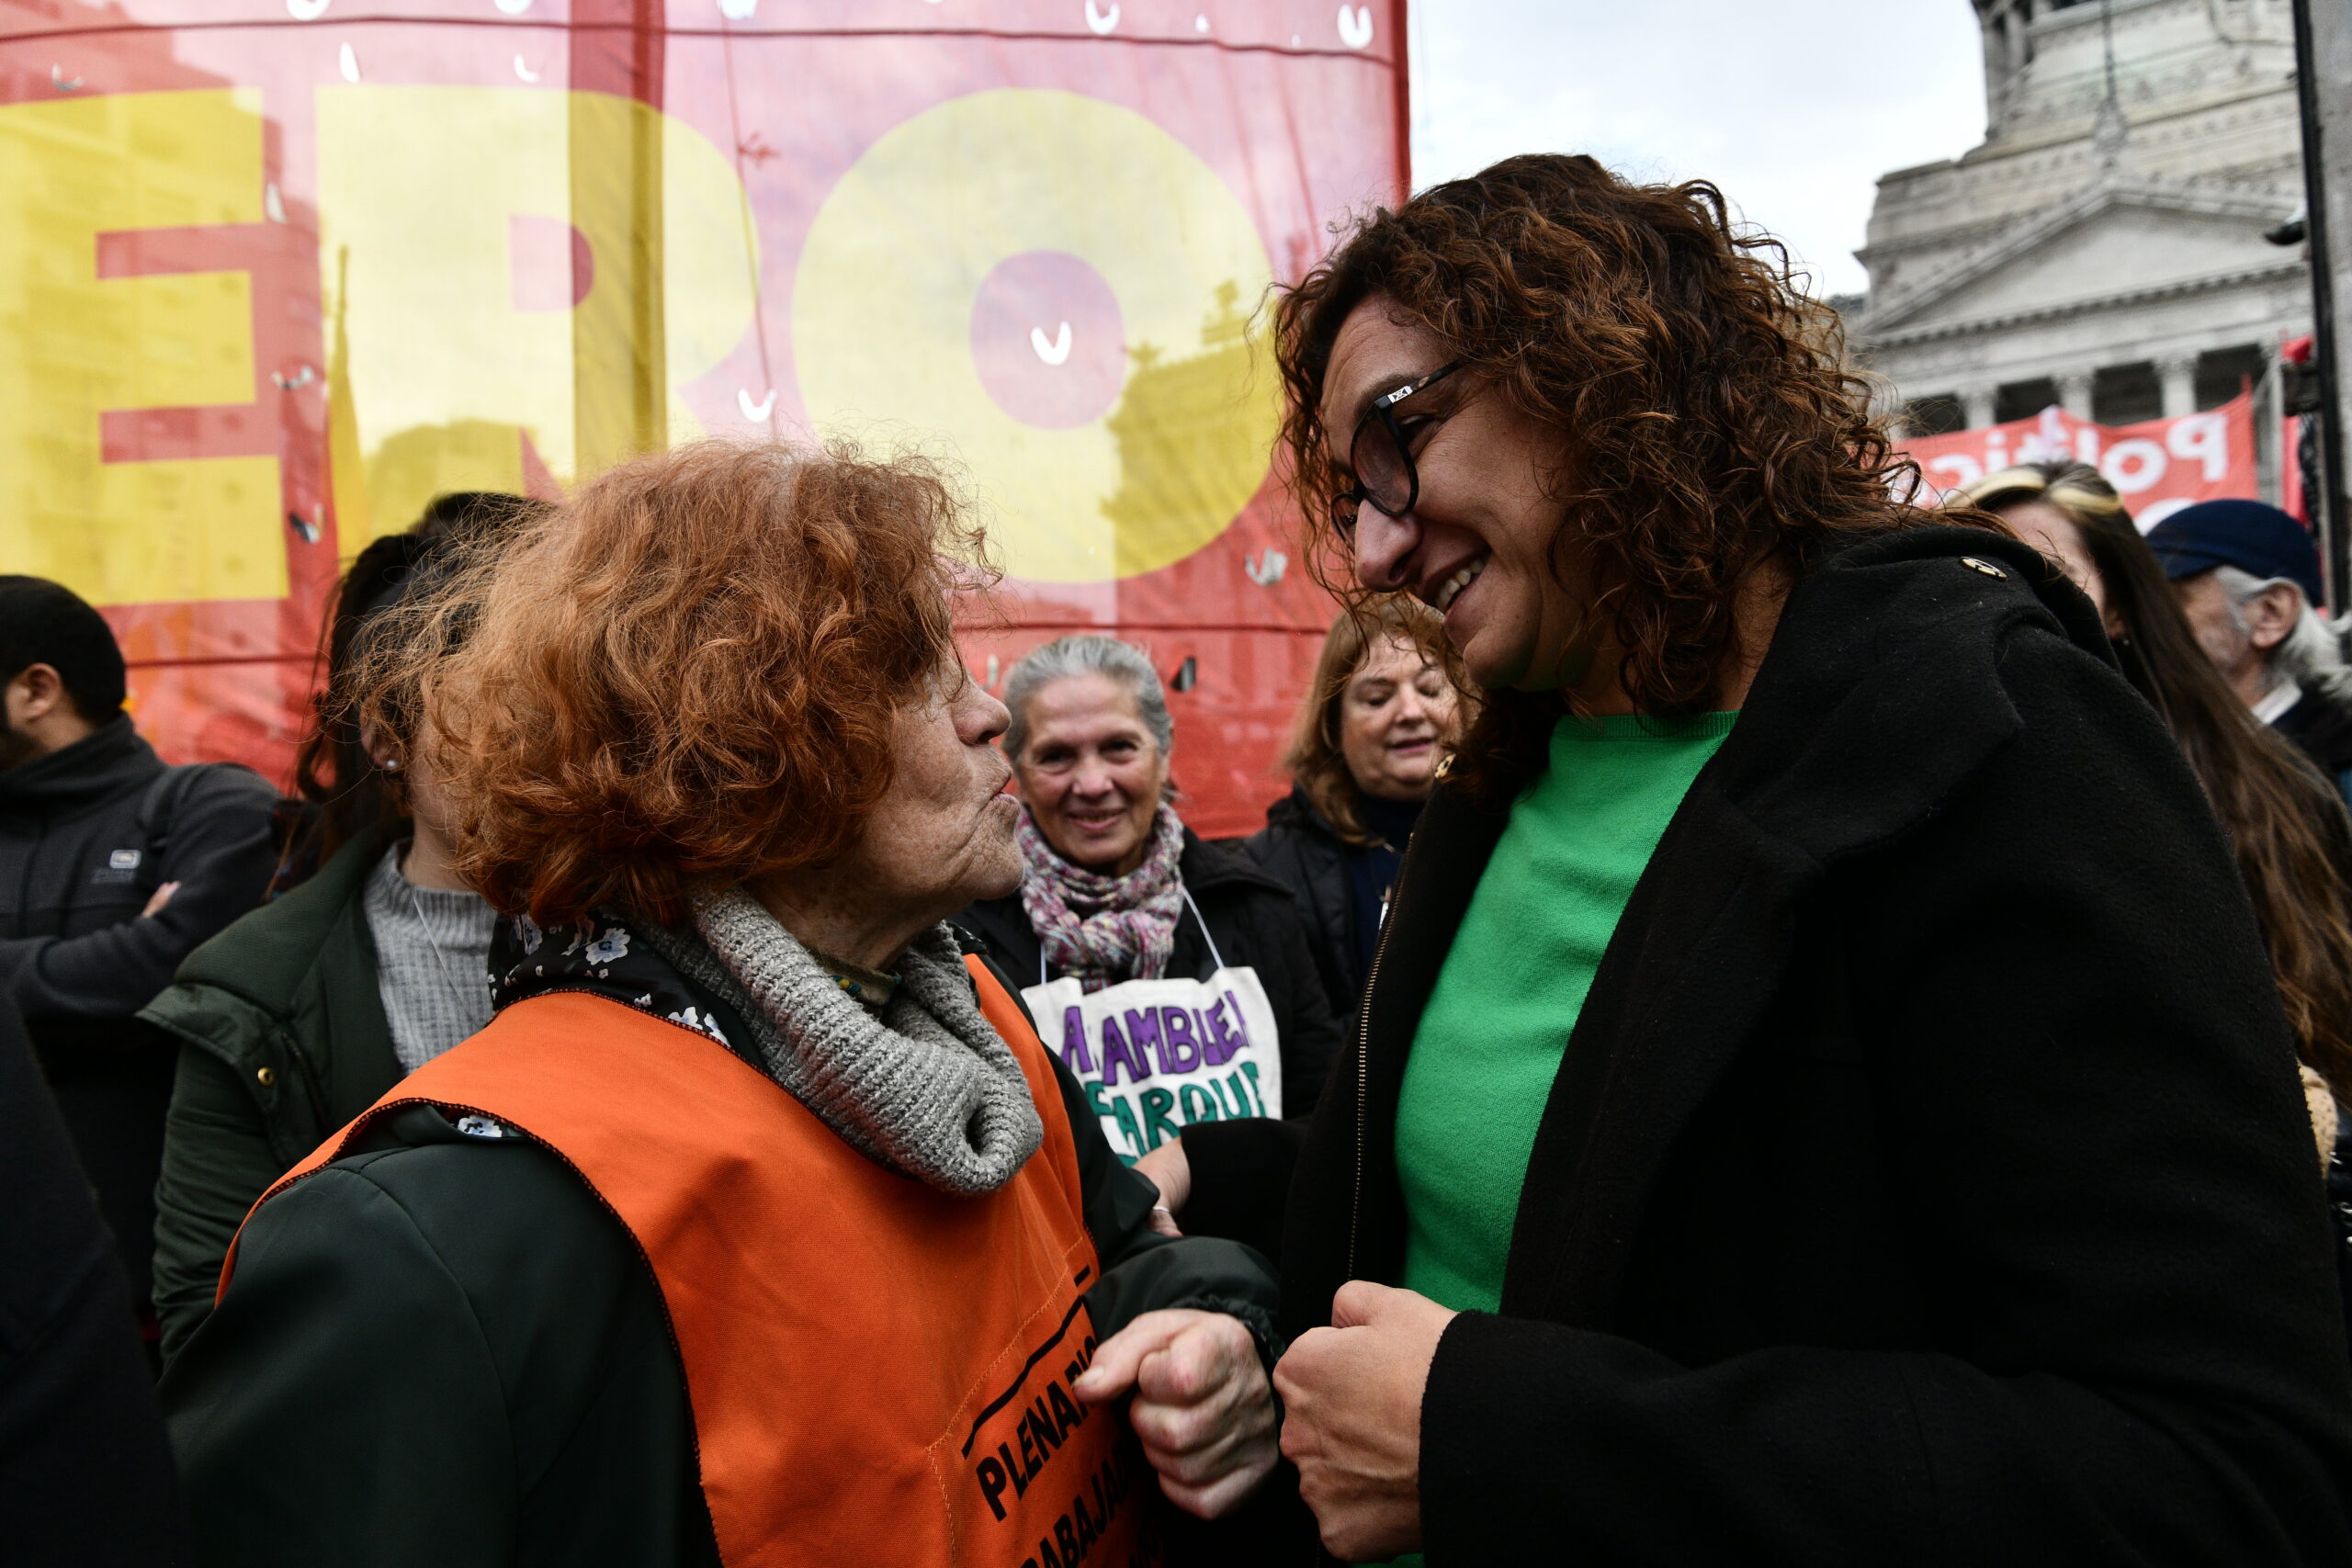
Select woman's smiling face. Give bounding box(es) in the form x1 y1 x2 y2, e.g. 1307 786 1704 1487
1319 299 1591 696
1012 672 1168 876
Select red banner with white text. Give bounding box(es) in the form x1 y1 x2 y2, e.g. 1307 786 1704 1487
1900 395 2258 531
0 0 1408 838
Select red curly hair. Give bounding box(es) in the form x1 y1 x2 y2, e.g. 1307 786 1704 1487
369 441 993 924
1275 154 1994 798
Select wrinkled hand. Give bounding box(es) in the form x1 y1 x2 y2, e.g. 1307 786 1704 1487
1135 1137 1191 1229
1273 1281 1456 1562
1072 1308 1277 1517
141 881 181 919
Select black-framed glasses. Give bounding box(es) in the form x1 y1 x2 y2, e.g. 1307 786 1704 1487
1330 358 1469 540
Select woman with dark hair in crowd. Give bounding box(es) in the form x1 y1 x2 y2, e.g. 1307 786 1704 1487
162 444 1282 1568
1154 154 2352 1563
957 634 1344 1165
141 492 538 1359
1958 462 2352 1164
1247 601 1460 1023
266 492 533 893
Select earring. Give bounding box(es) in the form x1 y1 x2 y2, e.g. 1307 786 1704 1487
380 757 401 773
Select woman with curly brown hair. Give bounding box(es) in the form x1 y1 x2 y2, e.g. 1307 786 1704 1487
160 443 1283 1568
1153 155 2352 1563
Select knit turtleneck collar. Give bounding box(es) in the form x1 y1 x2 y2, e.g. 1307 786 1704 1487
645 893 1043 1194
1356 790 1425 848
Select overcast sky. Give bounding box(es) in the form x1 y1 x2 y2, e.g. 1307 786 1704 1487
1409 0 1992 299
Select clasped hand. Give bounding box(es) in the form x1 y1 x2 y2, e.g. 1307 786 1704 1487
1273 1280 1456 1562
1073 1308 1279 1517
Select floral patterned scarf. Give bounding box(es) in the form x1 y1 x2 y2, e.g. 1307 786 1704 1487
1016 804 1187 993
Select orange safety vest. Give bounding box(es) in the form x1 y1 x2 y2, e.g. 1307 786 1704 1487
222 957 1160 1568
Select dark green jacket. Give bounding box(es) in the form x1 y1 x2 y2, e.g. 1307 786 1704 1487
141 829 405 1359
159 919 1280 1568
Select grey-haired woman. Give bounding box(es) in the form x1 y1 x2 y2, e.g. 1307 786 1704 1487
956 636 1343 1202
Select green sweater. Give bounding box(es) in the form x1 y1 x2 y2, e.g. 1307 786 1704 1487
1396 712 1736 1314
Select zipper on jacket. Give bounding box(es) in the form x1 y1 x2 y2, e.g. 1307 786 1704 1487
1345 845 1412 1282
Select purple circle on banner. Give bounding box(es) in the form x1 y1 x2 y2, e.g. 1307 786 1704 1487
969 250 1127 429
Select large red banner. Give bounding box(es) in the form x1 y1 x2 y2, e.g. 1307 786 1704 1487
0 0 1408 839
1899 394 2258 530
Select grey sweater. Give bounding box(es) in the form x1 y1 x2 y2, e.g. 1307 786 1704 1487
362 847 495 1075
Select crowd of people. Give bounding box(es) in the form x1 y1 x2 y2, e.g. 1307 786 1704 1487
6 150 2352 1564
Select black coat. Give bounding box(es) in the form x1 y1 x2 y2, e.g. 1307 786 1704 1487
1242 788 1357 1023
1195 525 2352 1563
2278 684 2352 793
0 717 279 1309
959 829 1347 1119
0 994 187 1564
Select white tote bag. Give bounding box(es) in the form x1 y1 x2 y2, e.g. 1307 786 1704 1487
1021 889 1283 1163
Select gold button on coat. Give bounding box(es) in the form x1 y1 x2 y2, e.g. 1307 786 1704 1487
255 1066 276 1086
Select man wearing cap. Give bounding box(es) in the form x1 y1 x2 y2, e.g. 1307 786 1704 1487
2148 499 2352 800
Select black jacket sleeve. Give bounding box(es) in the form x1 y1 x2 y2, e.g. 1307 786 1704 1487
1051 1049 1282 1361
1169 1117 1306 1265
0 997 187 1565
2 767 277 1025
1261 897 1345 1121
966 945 1282 1360
1416 630 2352 1566
153 1043 293 1363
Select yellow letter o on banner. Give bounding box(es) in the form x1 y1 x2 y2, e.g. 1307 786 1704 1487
794 89 1277 584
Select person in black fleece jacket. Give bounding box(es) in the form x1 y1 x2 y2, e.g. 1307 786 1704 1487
0 577 277 1321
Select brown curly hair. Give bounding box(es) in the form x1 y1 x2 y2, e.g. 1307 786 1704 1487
1274 153 1991 799
367 441 994 924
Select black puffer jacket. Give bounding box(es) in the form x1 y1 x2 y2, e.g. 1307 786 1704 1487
1243 788 1355 1023
958 829 1346 1121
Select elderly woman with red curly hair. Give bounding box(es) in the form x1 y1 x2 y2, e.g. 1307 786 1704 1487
160 444 1283 1568
1152 154 2352 1562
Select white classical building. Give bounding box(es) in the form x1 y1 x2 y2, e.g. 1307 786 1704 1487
1849 0 2311 494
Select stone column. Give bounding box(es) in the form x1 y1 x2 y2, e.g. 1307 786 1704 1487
2158 355 2199 419
1962 386 1997 431
2057 370 2094 419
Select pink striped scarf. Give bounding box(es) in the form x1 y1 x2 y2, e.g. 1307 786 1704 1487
1015 805 1186 993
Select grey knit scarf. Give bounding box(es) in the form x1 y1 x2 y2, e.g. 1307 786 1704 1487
641 889 1041 1195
